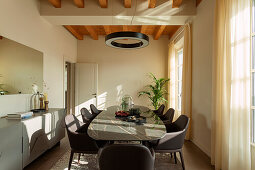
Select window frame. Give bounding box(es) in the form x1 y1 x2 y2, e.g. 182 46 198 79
175 48 183 113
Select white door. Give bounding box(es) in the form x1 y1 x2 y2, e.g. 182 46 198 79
75 63 98 116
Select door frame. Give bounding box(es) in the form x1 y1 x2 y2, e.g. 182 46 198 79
63 56 75 115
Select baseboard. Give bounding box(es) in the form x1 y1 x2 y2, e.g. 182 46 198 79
190 138 211 157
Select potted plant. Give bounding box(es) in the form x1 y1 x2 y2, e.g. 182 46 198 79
138 73 169 122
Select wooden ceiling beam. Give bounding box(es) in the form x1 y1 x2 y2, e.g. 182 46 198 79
64 26 83 40
103 26 111 35
196 0 203 7
148 0 156 8
73 0 84 8
172 0 182 8
48 0 61 8
140 25 148 34
99 0 108 8
154 25 166 40
124 0 131 8
85 26 98 40
123 25 128 31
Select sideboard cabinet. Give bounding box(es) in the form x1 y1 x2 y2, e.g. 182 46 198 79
0 108 65 170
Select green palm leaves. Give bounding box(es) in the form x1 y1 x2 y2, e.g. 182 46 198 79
138 73 170 110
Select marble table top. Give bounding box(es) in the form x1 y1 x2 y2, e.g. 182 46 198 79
87 105 166 141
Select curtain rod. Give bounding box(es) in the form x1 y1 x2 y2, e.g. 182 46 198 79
169 21 191 43
169 26 184 43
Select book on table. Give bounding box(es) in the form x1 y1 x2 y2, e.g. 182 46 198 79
7 111 33 119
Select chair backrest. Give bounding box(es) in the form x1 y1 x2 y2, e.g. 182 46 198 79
174 114 189 131
90 104 101 115
80 107 93 123
164 108 175 123
65 114 84 133
98 144 155 170
157 115 190 150
65 114 98 152
153 104 165 116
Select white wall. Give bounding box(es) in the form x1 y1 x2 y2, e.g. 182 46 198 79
191 0 215 156
0 0 77 112
77 36 168 109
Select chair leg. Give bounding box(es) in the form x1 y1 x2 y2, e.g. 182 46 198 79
68 151 74 170
78 153 81 164
170 153 173 158
174 152 177 164
179 150 185 170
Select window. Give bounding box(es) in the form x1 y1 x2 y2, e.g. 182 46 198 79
251 0 255 143
176 49 183 111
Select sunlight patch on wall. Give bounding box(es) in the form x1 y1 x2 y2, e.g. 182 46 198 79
116 85 123 104
75 97 95 116
97 92 108 110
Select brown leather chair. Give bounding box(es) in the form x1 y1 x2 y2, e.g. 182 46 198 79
153 104 165 118
162 108 175 122
65 114 99 170
162 108 175 132
98 144 155 170
152 115 190 170
80 107 95 123
90 104 102 115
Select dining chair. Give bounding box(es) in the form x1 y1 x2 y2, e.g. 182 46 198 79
80 107 95 123
65 114 99 170
90 104 102 115
162 108 175 132
152 115 190 170
98 144 155 170
161 108 175 122
153 104 165 118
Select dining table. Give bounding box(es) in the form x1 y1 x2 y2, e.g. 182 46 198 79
87 105 166 141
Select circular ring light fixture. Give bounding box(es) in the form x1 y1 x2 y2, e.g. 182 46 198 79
105 31 149 49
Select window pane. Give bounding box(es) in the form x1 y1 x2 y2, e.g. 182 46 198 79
253 110 255 143
178 96 181 111
178 51 183 65
252 73 255 106
178 66 182 80
253 36 255 69
253 0 255 32
178 81 182 94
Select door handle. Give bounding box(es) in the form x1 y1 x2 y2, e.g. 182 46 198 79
92 93 96 95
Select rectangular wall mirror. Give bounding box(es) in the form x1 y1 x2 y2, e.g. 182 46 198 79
0 37 43 95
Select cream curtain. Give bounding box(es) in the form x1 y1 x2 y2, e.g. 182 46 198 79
211 0 251 169
168 23 192 139
181 24 192 140
168 41 176 111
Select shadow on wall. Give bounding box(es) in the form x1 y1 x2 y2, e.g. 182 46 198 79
75 92 108 116
190 112 211 156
